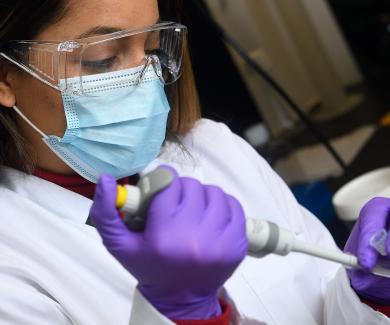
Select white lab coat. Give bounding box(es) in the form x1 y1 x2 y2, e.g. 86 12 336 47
0 119 387 325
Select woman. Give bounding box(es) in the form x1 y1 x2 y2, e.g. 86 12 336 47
0 0 389 324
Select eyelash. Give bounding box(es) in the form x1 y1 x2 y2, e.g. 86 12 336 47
82 56 117 71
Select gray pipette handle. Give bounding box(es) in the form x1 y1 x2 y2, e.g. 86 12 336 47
121 168 174 231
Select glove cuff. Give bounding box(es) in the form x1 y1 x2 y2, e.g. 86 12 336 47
173 300 230 325
141 289 222 321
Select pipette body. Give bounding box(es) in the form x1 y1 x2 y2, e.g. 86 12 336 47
246 219 390 278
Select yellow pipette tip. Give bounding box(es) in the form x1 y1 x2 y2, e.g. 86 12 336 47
116 185 128 209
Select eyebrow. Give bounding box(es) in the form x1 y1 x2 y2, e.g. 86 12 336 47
75 18 162 39
75 26 122 39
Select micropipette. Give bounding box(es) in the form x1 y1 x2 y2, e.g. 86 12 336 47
246 219 390 278
115 168 390 278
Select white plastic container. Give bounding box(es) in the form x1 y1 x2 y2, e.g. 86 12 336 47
333 167 390 222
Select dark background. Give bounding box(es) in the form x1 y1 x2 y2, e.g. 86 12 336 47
181 0 390 247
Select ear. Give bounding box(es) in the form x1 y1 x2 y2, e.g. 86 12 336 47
0 60 16 108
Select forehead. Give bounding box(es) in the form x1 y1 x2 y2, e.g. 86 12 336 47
36 0 159 41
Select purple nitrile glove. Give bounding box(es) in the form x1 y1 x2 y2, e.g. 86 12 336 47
344 197 390 304
89 166 248 320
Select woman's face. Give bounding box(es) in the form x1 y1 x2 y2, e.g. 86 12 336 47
0 0 159 174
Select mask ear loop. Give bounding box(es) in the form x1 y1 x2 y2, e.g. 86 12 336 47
12 105 48 139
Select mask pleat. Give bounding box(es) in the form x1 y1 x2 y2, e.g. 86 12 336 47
44 64 171 182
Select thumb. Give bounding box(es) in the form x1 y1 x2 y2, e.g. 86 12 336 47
90 174 141 256
357 198 390 270
146 165 182 222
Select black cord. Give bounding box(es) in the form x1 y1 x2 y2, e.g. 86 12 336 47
190 0 348 173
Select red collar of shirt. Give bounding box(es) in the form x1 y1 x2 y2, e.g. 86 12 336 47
33 169 137 200
360 297 390 317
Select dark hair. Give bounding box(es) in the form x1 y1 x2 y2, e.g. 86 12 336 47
0 0 200 172
0 1 69 41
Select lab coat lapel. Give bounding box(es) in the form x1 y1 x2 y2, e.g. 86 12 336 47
142 144 206 183
0 166 92 224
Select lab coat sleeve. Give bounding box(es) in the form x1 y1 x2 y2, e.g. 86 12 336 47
324 267 390 324
129 289 175 325
0 272 74 325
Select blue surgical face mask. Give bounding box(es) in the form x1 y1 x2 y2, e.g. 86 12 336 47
13 64 170 183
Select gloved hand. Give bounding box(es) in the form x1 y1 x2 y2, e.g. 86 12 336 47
344 197 390 304
89 166 248 320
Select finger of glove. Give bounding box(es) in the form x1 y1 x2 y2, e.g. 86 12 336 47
357 198 390 270
224 195 248 258
201 185 230 232
225 195 247 237
178 177 207 221
386 234 390 259
91 174 141 256
146 166 182 231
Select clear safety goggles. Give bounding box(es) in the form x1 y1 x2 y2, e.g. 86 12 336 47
0 22 187 96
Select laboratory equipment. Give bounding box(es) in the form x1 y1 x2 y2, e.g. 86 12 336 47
115 169 390 278
370 229 388 257
116 168 174 231
246 218 390 278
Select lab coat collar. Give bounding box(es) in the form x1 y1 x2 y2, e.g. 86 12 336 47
142 141 205 182
0 166 92 225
